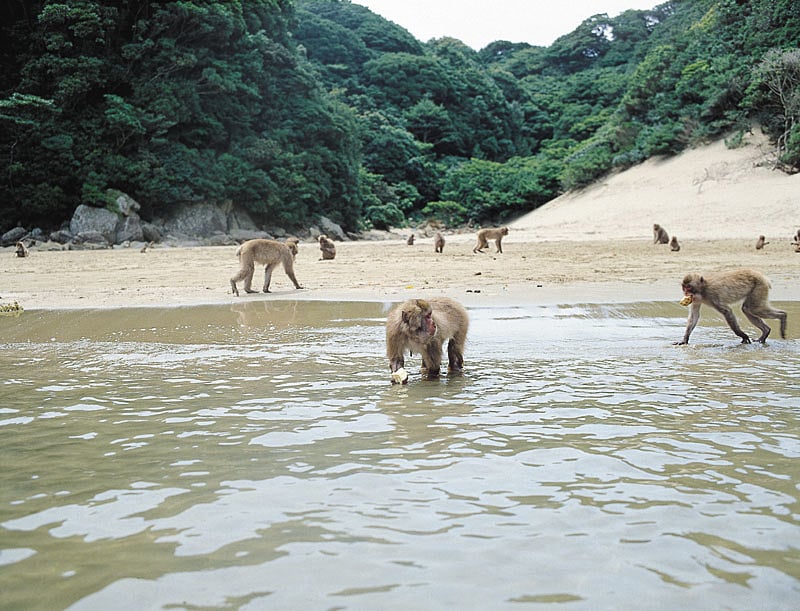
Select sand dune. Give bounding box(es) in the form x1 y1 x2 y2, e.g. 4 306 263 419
511 130 799 241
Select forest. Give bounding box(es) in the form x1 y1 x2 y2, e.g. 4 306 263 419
1 0 798 235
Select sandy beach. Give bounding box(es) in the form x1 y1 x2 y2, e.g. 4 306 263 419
1 131 799 311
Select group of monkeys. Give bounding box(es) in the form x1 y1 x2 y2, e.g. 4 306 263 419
654 223 800 253
229 226 512 297
226 224 790 385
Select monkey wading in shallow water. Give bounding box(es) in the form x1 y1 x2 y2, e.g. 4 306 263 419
676 269 787 345
385 297 468 383
230 239 302 296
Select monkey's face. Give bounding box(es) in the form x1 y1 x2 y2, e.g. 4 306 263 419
401 302 436 342
681 273 703 297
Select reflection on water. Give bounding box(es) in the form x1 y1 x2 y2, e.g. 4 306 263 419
1 300 798 610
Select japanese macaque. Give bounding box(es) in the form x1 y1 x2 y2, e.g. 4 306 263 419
755 235 769 250
793 229 800 244
231 239 303 296
676 269 787 345
407 234 415 245
285 237 300 258
318 234 336 260
140 241 153 253
385 297 468 383
434 232 445 253
14 241 28 257
670 236 680 252
473 226 509 254
653 223 669 244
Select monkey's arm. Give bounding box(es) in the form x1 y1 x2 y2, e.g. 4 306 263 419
676 303 702 345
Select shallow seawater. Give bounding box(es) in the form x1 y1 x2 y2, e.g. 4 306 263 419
1 300 798 610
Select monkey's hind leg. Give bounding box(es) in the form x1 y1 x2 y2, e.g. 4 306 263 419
447 338 464 372
262 264 276 293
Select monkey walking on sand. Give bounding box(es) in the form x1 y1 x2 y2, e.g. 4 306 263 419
230 239 303 296
473 227 509 254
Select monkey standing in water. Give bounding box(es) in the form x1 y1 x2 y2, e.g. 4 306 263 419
385 297 468 383
676 269 787 345
653 223 669 244
434 232 445 253
473 227 509 253
230 239 303 296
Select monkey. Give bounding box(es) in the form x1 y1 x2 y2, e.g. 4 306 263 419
230 238 303 296
755 235 769 250
385 297 468 383
676 269 787 345
14 241 28 257
434 232 445 253
473 226 509 254
793 229 800 244
140 241 153 253
318 234 336 260
653 223 669 244
670 236 680 252
407 234 415 245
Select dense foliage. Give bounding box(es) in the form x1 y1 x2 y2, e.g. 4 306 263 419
1 0 798 234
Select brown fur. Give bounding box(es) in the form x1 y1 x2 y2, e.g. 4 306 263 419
653 223 669 244
318 234 336 260
231 239 302 296
15 241 28 257
385 297 469 382
670 236 680 252
473 227 509 253
755 235 769 250
677 269 787 345
434 232 445 253
407 234 415 245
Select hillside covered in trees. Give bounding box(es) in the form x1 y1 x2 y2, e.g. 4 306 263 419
1 0 798 236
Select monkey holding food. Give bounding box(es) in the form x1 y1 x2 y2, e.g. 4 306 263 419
385 297 468 383
676 268 787 345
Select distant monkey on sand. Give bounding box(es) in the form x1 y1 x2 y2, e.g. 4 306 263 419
318 234 336 260
407 234 415 245
473 227 509 254
670 236 680 252
231 239 303 296
653 223 669 244
434 232 445 253
755 235 769 250
15 241 28 257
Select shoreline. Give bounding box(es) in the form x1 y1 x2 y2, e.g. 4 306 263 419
2 236 798 312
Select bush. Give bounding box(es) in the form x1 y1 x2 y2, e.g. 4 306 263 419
365 202 405 229
420 200 469 226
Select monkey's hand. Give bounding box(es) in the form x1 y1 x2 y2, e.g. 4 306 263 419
391 368 409 384
679 296 693 306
